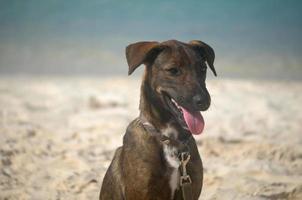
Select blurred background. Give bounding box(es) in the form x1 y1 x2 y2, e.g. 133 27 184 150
1 1 302 200
0 0 302 80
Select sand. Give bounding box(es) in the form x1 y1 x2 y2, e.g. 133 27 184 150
0 76 301 200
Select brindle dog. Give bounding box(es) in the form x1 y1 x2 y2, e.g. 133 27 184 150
99 40 216 200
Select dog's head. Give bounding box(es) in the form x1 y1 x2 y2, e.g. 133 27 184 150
126 40 216 135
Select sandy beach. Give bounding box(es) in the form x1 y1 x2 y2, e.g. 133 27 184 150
0 76 301 200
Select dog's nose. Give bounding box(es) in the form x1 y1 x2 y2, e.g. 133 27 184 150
193 94 210 111
193 95 203 107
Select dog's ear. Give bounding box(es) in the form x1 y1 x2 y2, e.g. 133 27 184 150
189 40 217 76
126 41 164 75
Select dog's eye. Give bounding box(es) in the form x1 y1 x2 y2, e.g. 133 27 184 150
166 67 180 75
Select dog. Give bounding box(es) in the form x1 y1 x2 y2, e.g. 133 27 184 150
99 40 216 200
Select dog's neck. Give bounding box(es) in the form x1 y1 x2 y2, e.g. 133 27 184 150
139 77 170 130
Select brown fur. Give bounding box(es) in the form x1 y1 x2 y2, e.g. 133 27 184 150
99 40 216 200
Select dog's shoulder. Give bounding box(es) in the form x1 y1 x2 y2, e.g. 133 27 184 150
126 118 146 133
123 118 152 145
122 118 163 163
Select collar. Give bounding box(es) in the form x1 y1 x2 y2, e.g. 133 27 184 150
138 115 193 151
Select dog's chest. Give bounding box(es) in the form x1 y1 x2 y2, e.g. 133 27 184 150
163 144 180 199
162 126 181 199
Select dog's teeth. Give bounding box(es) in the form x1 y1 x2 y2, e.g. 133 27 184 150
171 98 184 112
171 98 178 106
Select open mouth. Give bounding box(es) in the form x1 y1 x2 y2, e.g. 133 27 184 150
164 94 205 135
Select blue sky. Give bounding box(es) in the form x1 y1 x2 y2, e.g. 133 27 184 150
0 0 302 79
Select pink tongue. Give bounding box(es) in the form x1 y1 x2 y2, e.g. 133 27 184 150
180 107 204 135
